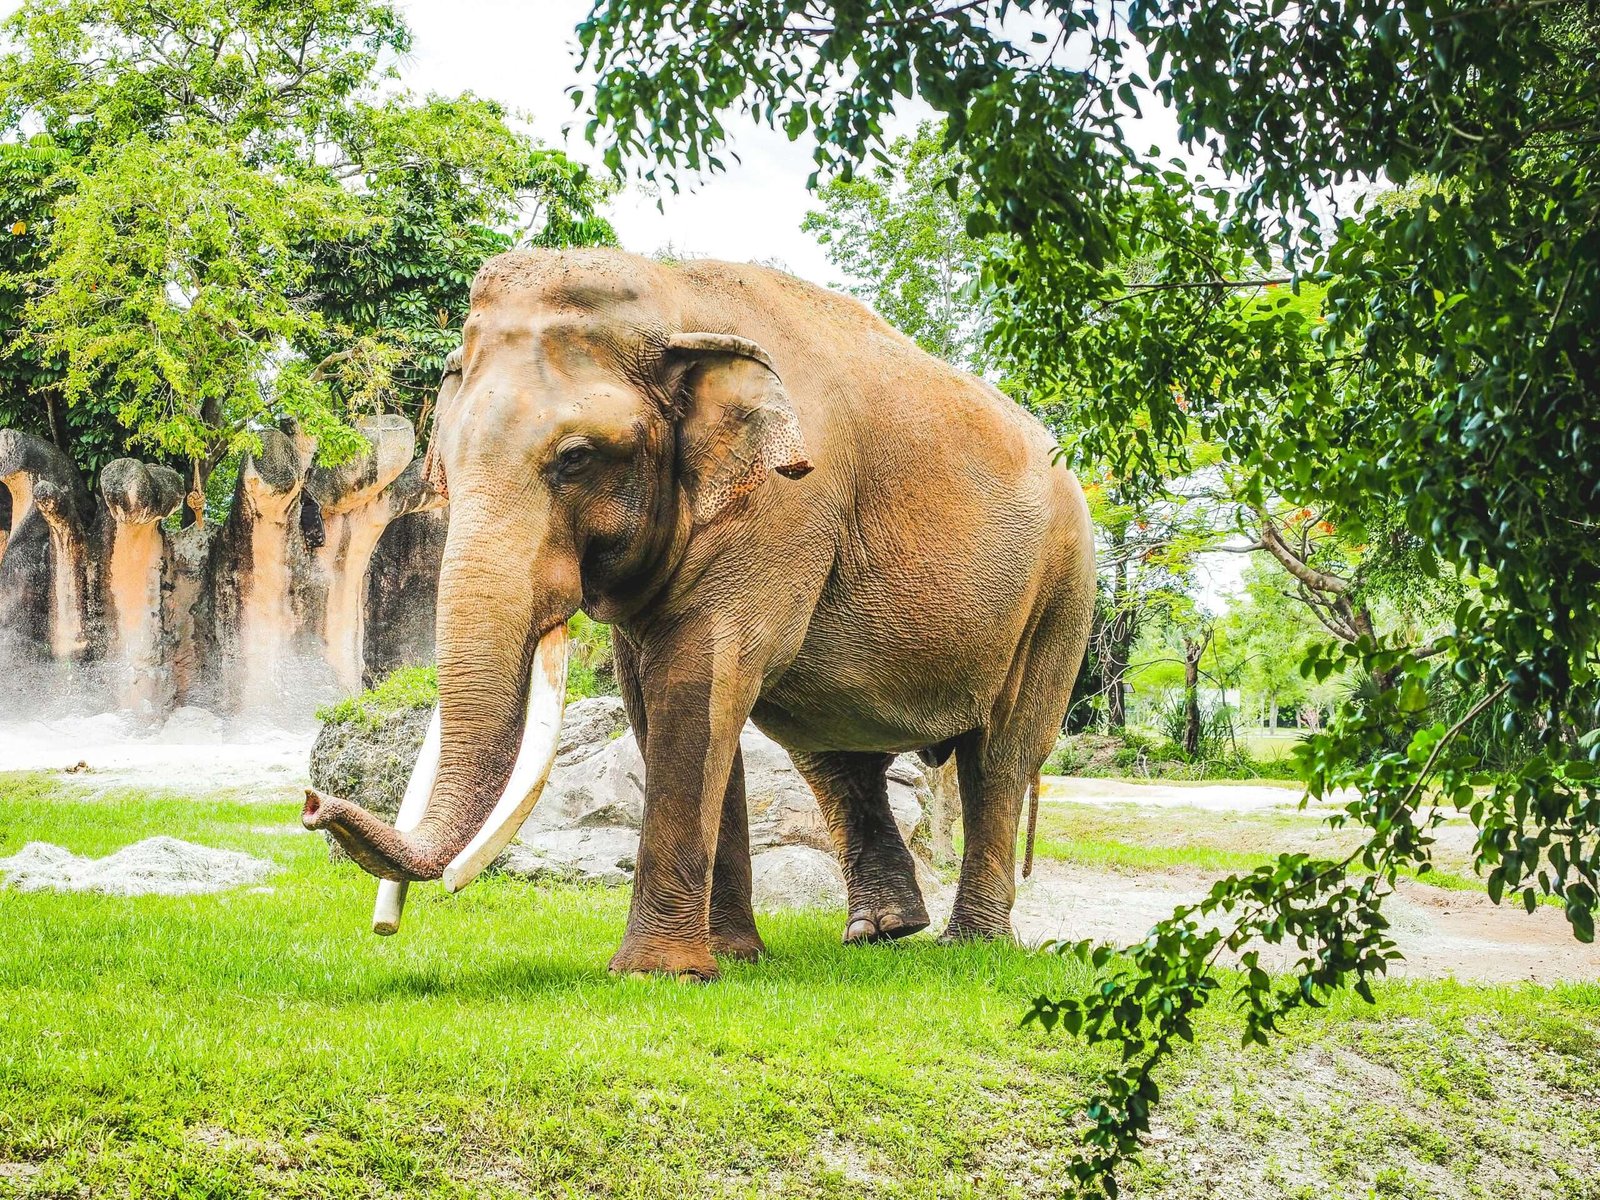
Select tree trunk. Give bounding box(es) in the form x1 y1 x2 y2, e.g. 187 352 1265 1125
1268 696 1279 732
45 392 71 456
1181 632 1210 759
1104 546 1134 731
921 758 962 869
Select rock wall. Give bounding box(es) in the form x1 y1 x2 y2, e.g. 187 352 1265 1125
0 419 446 719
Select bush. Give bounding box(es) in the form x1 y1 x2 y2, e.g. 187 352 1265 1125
316 665 436 729
1041 728 1306 782
1043 736 1091 775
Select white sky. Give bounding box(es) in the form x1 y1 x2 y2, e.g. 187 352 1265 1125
395 0 900 287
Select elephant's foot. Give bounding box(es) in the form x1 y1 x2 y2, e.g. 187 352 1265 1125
844 905 929 944
608 935 719 982
710 926 767 962
842 872 930 945
939 910 1016 943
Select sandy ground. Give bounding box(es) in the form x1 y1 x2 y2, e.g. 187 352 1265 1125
980 782 1600 985
0 709 314 791
993 860 1600 985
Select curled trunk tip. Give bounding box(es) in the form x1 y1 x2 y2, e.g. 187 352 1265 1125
302 788 440 882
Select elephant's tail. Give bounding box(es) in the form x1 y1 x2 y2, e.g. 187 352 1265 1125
1022 771 1041 879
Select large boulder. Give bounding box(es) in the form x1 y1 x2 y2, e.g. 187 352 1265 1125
522 726 646 834
309 705 432 859
750 845 847 912
517 721 925 850
308 695 631 861
553 695 630 767
498 826 638 886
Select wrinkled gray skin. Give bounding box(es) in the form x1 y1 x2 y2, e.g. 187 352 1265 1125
308 249 1096 980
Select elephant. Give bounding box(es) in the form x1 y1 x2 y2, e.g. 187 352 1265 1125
304 248 1096 980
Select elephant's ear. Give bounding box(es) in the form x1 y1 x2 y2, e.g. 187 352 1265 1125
665 332 814 525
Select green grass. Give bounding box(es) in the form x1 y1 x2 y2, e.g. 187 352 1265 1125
1028 804 1351 875
1 773 1597 1198
1024 803 1525 901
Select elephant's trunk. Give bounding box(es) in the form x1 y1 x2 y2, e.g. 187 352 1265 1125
302 504 573 888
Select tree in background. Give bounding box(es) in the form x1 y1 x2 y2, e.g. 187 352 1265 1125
1082 472 1218 731
1218 558 1322 732
802 121 991 371
0 0 615 495
578 2 1600 1191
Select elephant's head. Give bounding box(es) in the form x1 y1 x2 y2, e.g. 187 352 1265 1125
303 250 813 897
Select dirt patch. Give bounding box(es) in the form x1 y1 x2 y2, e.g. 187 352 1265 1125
0 836 274 896
1132 1019 1600 1199
970 860 1600 984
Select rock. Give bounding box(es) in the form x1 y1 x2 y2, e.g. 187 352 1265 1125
500 825 638 885
0 836 273 896
555 696 630 766
886 754 926 845
751 845 846 912
741 727 829 851
743 726 924 851
522 728 646 833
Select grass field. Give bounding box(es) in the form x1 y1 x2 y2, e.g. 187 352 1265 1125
1 772 1598 1198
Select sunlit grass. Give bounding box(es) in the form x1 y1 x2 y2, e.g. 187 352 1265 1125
1 774 1595 1197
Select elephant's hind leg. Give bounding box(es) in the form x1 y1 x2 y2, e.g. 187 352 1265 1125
791 750 929 944
944 588 1093 942
942 734 1029 941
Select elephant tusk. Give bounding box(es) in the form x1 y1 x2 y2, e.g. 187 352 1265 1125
441 624 569 894
371 705 443 936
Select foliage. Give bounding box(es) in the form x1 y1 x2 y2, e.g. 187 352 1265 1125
315 663 437 729
1080 466 1224 731
1148 690 1229 764
21 128 378 472
1215 558 1329 727
577 1 1600 1191
566 611 619 700
802 120 992 370
0 0 616 487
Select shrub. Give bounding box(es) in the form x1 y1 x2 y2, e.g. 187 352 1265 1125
316 665 436 729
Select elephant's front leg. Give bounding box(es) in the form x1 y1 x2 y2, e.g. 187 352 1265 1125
614 635 763 965
708 747 766 962
609 642 757 981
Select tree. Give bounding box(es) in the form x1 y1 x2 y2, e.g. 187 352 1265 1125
1081 471 1218 730
1219 558 1323 732
0 0 616 492
577 3 1600 1192
801 120 991 370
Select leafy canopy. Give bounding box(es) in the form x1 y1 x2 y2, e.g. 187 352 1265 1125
0 0 616 483
577 2 1600 1192
802 121 991 371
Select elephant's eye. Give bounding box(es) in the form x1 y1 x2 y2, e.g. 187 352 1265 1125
556 444 594 475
